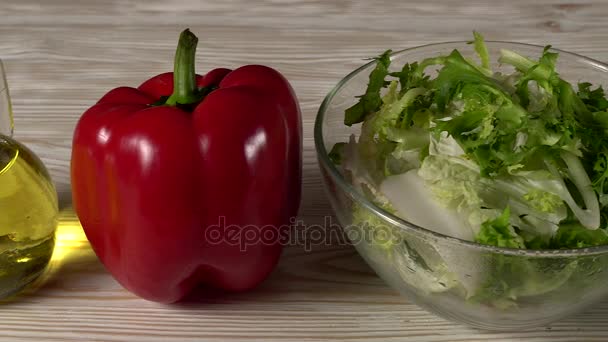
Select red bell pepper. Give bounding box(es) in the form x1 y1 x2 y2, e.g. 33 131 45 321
71 29 302 303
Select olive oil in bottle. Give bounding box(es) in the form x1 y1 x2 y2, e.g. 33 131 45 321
0 134 57 298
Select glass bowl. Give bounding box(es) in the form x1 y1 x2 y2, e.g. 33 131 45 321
314 41 608 330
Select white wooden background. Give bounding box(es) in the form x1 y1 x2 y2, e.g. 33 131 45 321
2 0 608 341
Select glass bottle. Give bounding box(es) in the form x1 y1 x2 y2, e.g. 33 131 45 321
0 61 57 298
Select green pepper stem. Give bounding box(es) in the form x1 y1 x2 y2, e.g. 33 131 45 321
165 29 200 106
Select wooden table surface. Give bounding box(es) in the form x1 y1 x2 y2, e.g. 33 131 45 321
3 0 608 341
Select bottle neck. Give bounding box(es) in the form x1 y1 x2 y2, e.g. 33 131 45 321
0 61 13 138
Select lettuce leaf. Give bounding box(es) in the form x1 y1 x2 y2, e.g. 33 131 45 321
551 222 608 248
475 207 525 248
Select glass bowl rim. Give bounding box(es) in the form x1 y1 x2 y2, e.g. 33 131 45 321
314 40 608 257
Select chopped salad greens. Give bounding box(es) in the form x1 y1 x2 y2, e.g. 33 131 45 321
331 33 608 310
332 32 608 250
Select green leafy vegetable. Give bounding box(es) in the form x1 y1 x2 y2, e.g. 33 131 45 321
578 82 608 112
470 31 490 70
551 222 608 248
471 255 578 309
328 142 347 165
344 50 392 126
475 207 526 248
523 189 564 213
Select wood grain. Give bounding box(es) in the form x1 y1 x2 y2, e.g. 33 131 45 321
2 0 608 341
